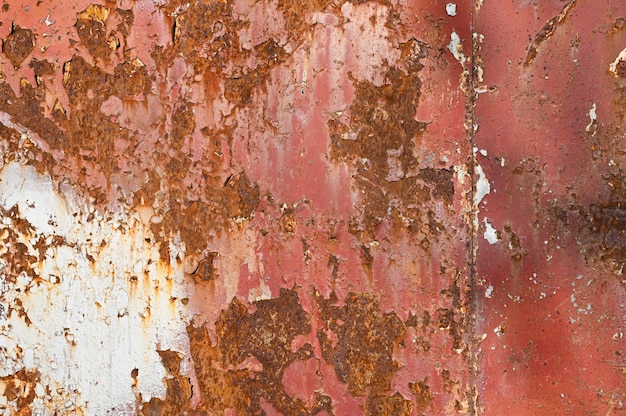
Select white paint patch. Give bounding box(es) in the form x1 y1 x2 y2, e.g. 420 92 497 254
446 3 457 16
454 164 469 185
0 161 193 414
475 163 491 205
586 103 596 132
473 146 487 156
609 47 626 77
485 285 494 298
483 218 498 244
448 32 466 66
0 162 72 236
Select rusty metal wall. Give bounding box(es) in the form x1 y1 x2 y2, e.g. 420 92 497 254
0 0 624 414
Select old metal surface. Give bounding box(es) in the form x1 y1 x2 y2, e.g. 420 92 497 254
474 0 626 414
0 0 473 414
0 0 625 414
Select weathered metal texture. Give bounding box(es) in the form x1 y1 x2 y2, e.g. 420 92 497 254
0 0 476 414
474 0 626 414
5 0 626 414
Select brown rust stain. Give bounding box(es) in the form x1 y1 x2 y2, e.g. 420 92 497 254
365 393 413 416
0 49 150 202
0 1 474 413
76 5 114 63
2 23 35 69
144 289 331 415
409 378 433 409
502 223 527 262
399 38 428 73
223 38 287 107
524 0 577 65
576 169 626 274
0 81 65 164
315 290 404 397
146 287 450 413
544 117 626 277
157 171 259 257
0 207 38 285
190 251 219 282
328 64 455 241
0 2 264 262
166 0 292 108
438 270 465 353
0 368 41 415
171 102 196 146
169 0 247 72
276 0 332 40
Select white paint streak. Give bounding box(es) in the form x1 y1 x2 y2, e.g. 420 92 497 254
475 163 490 205
0 162 193 414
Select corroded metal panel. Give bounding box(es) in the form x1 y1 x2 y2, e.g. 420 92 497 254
474 0 626 414
5 0 624 414
0 1 473 414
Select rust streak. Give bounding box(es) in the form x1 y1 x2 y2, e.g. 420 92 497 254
523 0 577 65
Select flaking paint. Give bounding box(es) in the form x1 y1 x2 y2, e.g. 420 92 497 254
1 0 625 415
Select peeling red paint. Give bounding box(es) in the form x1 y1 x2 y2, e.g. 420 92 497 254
2 0 625 414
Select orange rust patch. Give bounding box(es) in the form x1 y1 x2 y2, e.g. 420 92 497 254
75 5 134 64
75 5 114 62
0 368 41 414
157 171 259 257
191 251 219 282
554 168 626 276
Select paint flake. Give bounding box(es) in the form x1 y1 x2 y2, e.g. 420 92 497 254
483 218 498 244
448 32 466 66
